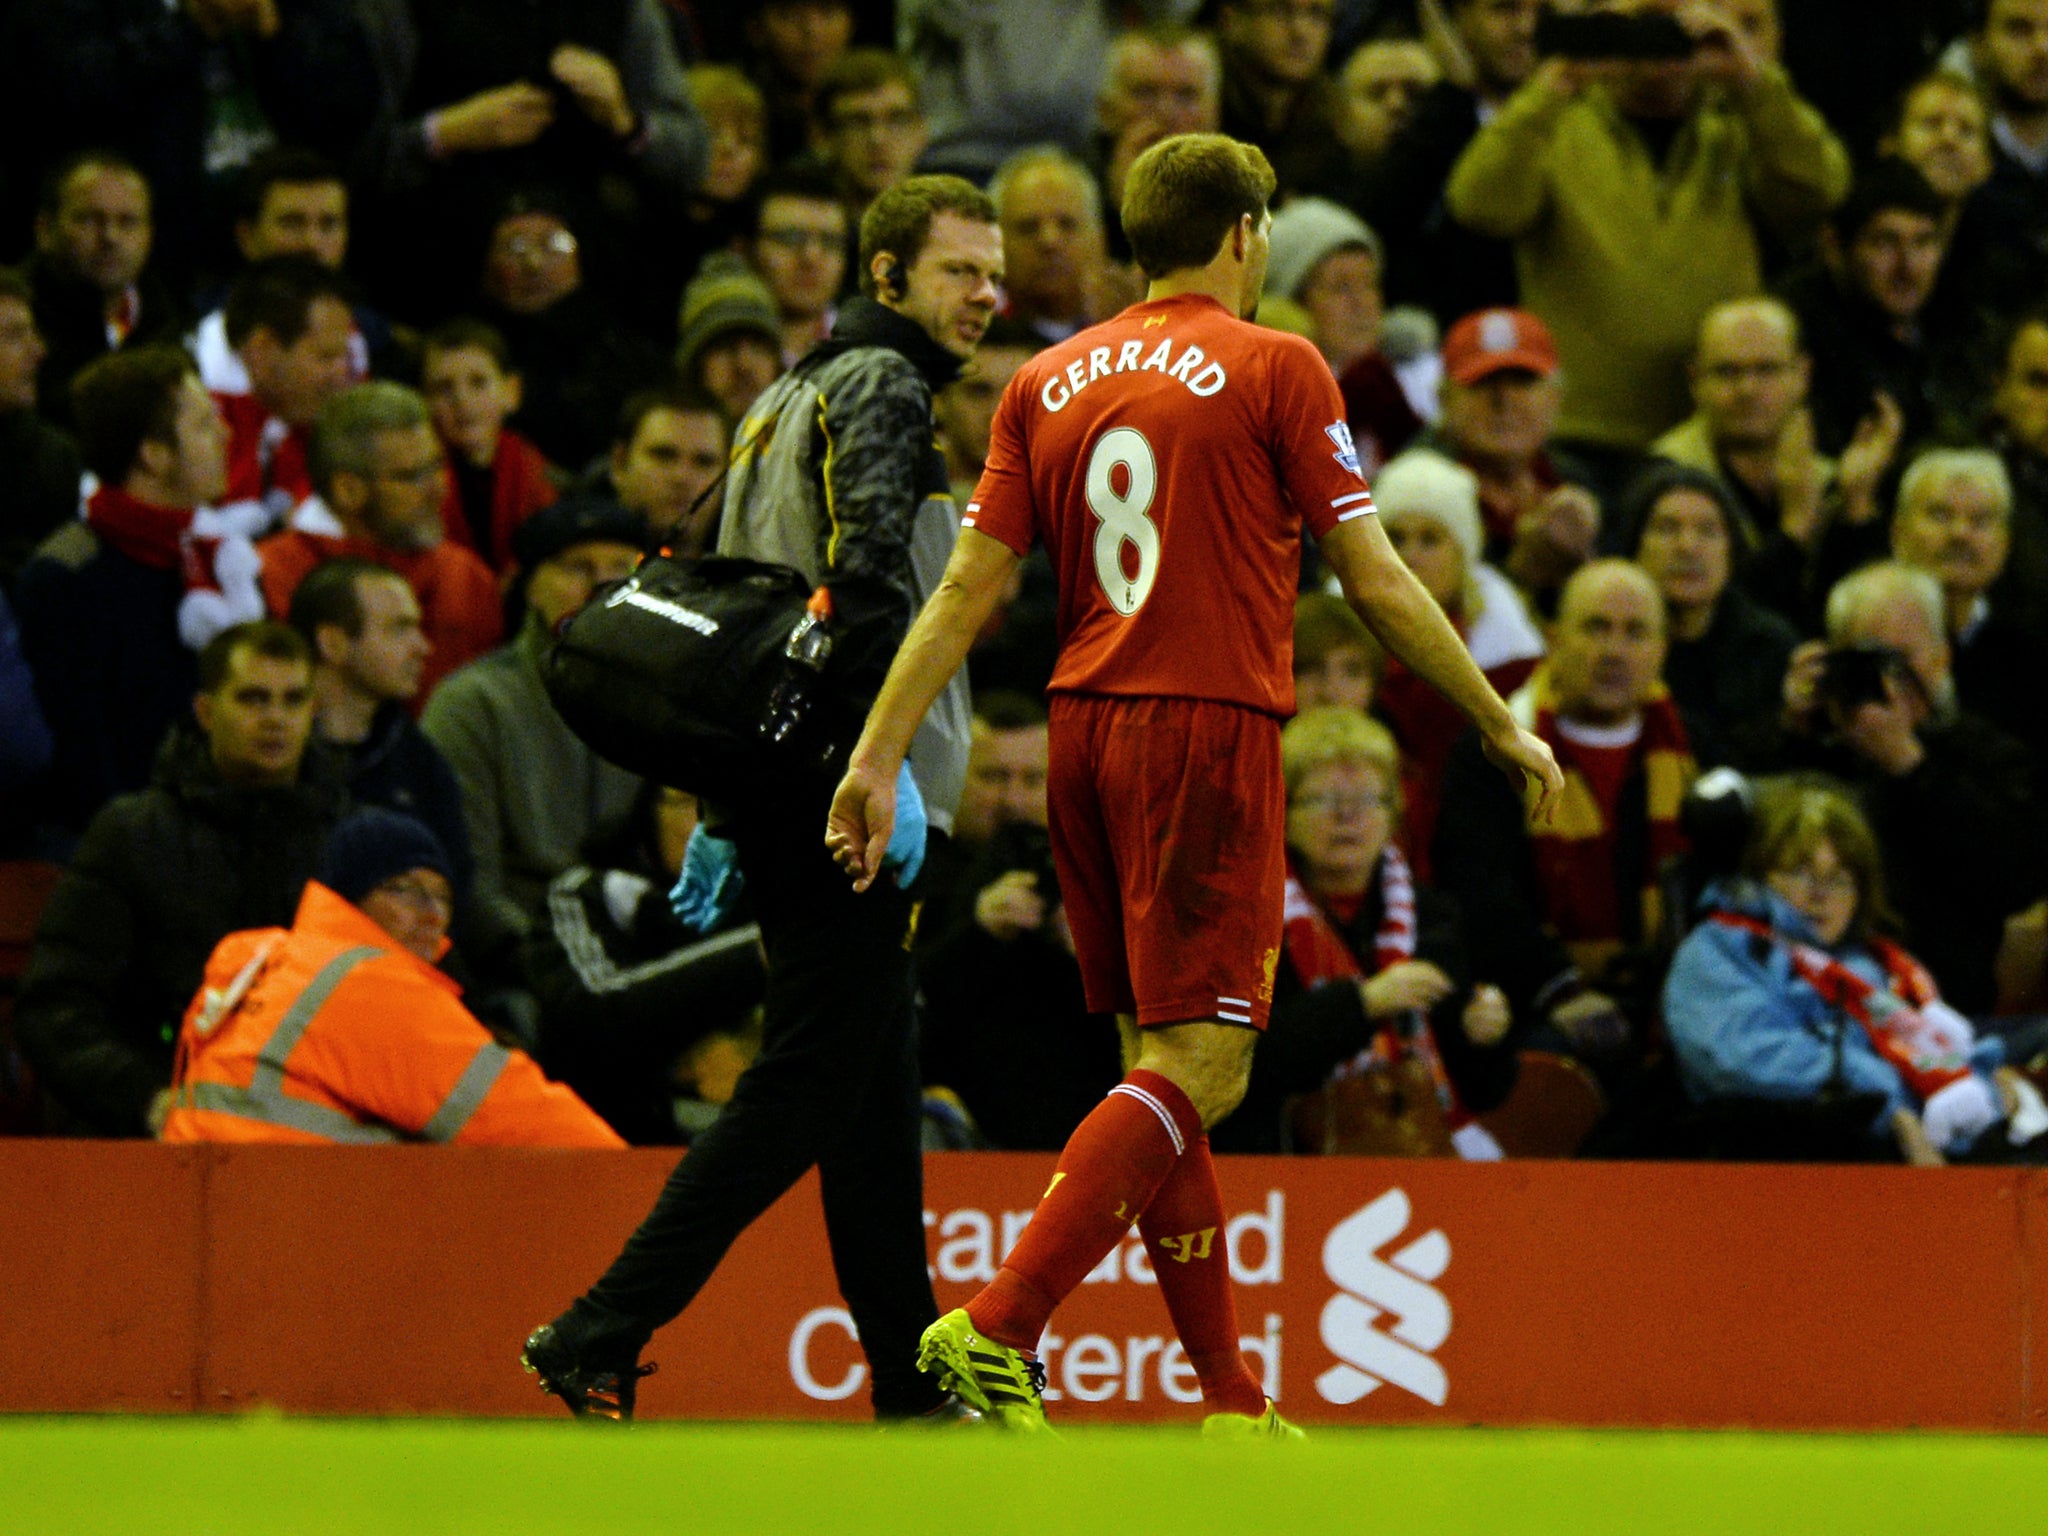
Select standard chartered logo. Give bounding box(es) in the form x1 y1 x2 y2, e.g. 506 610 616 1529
1315 1189 1451 1407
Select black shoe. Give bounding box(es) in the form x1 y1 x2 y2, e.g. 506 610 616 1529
521 1323 656 1422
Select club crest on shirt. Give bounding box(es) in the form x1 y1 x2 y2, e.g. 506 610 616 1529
1325 421 1362 477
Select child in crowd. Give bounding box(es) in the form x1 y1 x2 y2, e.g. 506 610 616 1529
419 319 561 574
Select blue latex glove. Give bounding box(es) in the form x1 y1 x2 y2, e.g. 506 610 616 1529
882 761 927 886
670 826 745 934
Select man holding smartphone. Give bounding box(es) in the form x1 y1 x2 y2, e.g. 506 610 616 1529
1445 0 1848 503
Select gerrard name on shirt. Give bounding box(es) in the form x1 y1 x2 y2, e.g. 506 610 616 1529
1040 336 1226 413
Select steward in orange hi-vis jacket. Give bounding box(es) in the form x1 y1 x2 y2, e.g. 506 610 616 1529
161 809 622 1147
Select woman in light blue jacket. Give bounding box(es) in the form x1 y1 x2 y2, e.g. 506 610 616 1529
1664 777 2047 1161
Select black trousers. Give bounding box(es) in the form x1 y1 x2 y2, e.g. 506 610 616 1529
557 807 943 1417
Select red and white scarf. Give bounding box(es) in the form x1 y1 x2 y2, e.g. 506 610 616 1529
1280 844 1468 1126
84 485 271 650
1709 912 1974 1101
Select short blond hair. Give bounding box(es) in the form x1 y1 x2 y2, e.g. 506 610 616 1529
1121 133 1275 279
1281 707 1401 802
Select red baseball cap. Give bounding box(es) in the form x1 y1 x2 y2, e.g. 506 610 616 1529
1442 308 1559 384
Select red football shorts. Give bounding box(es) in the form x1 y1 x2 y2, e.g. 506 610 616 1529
1047 694 1285 1030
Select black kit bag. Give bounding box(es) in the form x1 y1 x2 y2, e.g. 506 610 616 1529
542 546 902 808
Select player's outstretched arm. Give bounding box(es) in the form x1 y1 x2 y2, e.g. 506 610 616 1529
827 527 1022 889
1320 513 1564 823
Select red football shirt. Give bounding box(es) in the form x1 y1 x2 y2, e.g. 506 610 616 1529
965 293 1374 716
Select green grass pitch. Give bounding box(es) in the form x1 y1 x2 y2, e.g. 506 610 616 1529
5 1418 2047 1535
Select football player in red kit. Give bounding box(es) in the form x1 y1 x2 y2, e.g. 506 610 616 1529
827 133 1561 1436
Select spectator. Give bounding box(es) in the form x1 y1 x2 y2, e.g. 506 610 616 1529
1882 69 1995 233
1962 0 2048 309
15 348 230 830
1447 0 1849 475
914 689 1052 997
746 165 850 366
1745 562 2043 1014
525 783 768 1146
1215 0 1349 200
746 0 855 164
941 326 1060 700
1367 448 1544 871
582 387 730 553
1433 560 1696 1091
1224 707 1510 1154
1652 296 1902 624
813 50 930 230
1623 461 1796 767
1888 448 2048 763
0 268 84 594
473 194 668 470
1293 590 1384 714
1092 23 1222 261
920 692 1118 1150
1986 307 2048 608
257 382 502 701
0 588 52 853
903 0 1198 181
1335 35 1441 170
1267 198 1419 477
934 317 1040 503
214 255 358 526
418 318 561 574
1363 0 1543 323
191 148 387 397
26 152 186 425
674 254 786 427
162 808 622 1148
1780 158 1977 456
1665 776 2046 1163
287 557 472 901
677 66 769 265
420 496 647 985
14 621 346 1136
991 147 1115 345
1412 308 1599 609
353 0 707 319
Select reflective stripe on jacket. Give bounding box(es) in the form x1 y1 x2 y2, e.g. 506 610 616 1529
161 882 623 1147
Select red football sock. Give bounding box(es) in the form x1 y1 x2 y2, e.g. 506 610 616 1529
1137 1134 1267 1418
967 1069 1201 1351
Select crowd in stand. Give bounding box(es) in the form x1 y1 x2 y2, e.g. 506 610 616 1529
6 0 2048 1164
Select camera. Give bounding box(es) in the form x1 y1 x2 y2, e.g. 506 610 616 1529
1817 645 1905 712
1534 11 1695 61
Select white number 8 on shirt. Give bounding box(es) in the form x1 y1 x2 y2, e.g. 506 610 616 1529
1085 426 1160 617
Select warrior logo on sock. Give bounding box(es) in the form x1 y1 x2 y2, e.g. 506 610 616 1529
1157 1226 1217 1264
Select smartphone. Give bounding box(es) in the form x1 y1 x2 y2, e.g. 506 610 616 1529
1534 11 1695 61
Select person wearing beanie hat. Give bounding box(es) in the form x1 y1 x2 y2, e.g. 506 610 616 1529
319 807 456 911
160 805 623 1148
675 253 785 423
1265 198 1387 373
1369 447 1545 876
1267 197 1422 482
